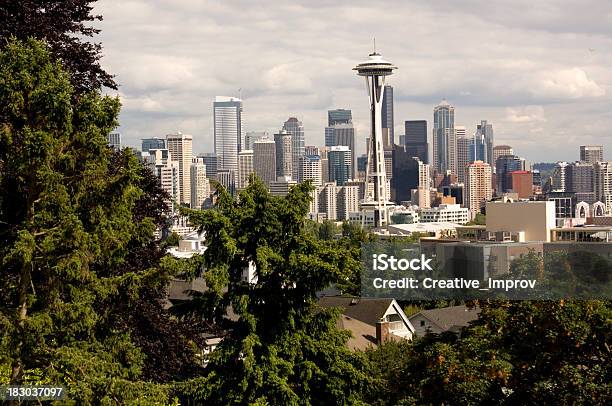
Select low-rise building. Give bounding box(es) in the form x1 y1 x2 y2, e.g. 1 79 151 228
409 305 480 336
486 200 556 242
419 204 469 224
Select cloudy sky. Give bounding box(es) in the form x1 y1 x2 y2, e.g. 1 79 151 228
95 0 612 162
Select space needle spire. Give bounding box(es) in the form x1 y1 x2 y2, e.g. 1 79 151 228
353 48 397 228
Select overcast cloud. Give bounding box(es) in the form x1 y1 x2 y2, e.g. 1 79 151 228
95 0 612 162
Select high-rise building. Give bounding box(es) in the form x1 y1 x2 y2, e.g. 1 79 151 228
245 131 268 150
381 85 394 146
433 100 456 176
274 130 293 179
456 135 471 184
301 154 322 187
493 145 514 166
269 178 297 196
166 132 193 205
328 109 352 126
508 171 533 199
566 161 595 203
550 161 569 192
320 147 330 184
593 161 612 213
401 120 428 164
328 145 352 186
325 123 356 179
391 145 421 203
253 138 276 185
476 120 494 165
141 137 165 153
108 132 121 150
465 161 492 216
190 157 209 210
337 185 360 220
496 155 526 193
214 96 243 173
304 145 319 156
237 149 254 190
580 145 603 164
198 153 217 180
357 154 368 180
216 169 235 196
283 117 305 181
146 149 180 213
318 183 338 221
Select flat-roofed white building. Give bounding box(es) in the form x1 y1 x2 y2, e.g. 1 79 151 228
419 204 469 224
486 200 556 242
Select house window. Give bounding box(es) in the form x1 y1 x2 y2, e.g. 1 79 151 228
420 320 425 326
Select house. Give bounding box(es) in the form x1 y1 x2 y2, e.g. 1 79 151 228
408 305 480 336
317 296 415 350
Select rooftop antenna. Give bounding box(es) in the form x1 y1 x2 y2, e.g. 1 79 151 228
238 88 242 100
373 37 376 53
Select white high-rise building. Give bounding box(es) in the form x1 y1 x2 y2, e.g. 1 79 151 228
301 155 322 187
318 182 338 221
190 157 209 210
108 132 121 150
237 150 254 190
274 130 293 179
283 117 305 181
594 161 612 213
146 149 180 213
253 138 276 185
433 100 456 176
214 96 243 174
418 160 431 208
465 161 492 216
337 185 360 220
581 145 603 165
166 132 193 205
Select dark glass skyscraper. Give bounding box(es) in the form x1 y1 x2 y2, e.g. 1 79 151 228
495 155 525 193
402 120 428 164
476 120 494 165
328 109 352 126
391 145 420 203
381 85 394 145
141 137 165 153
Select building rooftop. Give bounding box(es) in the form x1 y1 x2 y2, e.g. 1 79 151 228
388 222 462 233
410 305 480 333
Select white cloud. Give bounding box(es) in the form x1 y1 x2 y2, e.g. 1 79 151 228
531 68 605 99
506 106 546 123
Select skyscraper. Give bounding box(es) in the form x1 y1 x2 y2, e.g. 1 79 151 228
245 131 268 150
214 96 243 173
456 135 471 184
328 145 352 186
141 137 165 153
402 120 428 164
465 161 492 216
282 117 304 181
108 132 121 150
496 155 526 193
391 145 421 203
274 130 293 179
253 138 276 185
190 157 209 210
237 149 254 190
476 120 494 165
493 145 514 166
301 154 322 187
328 109 352 126
580 145 603 164
567 161 595 203
433 100 456 176
325 123 356 179
198 153 218 180
381 85 394 145
593 161 612 213
166 132 193 205
146 148 180 213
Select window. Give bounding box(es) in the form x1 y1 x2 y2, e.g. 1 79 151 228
420 320 425 326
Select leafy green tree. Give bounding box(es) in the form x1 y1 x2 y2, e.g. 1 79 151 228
175 176 370 404
0 39 173 403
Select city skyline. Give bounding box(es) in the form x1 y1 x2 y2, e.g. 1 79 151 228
96 0 611 162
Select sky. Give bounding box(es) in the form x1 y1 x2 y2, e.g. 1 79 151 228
95 0 612 162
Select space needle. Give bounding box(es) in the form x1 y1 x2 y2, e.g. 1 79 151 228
354 47 397 228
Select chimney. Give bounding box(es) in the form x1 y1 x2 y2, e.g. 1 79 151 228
376 321 391 345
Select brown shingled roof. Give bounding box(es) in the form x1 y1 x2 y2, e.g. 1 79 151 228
411 305 480 331
317 296 394 327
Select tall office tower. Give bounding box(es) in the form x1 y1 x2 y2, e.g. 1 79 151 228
320 147 330 184
269 178 297 196
328 109 352 126
594 161 612 213
301 154 322 187
237 149 254 190
433 100 456 176
567 161 595 203
245 131 268 150
337 185 360 220
141 137 165 153
354 50 397 227
274 130 293 179
190 157 209 210
580 145 604 164
304 145 319 156
550 161 569 192
417 160 431 208
325 123 356 179
108 132 121 150
328 145 352 186
253 138 276 185
282 117 305 181
216 169 236 196
496 155 526 193
476 120 494 165
493 145 514 166
391 145 421 203
357 154 368 180
166 132 193 205
456 135 471 183
214 96 243 173
465 161 492 215
146 149 180 213
318 183 338 221
198 152 218 180
402 120 428 163
381 85 394 145
508 171 533 199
